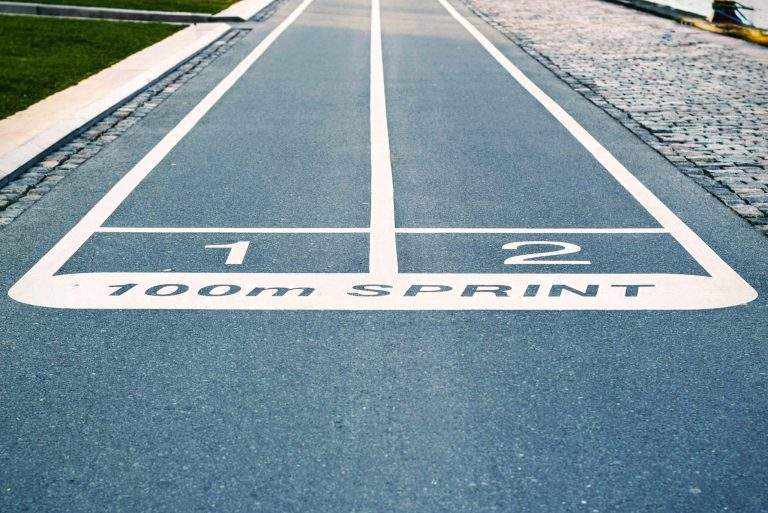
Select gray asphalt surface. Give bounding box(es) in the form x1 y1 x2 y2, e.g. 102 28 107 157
1 0 767 511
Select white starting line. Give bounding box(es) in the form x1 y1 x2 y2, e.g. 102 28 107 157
93 227 670 234
8 0 757 310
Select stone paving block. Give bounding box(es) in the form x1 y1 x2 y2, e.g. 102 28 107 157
743 194 768 204
732 204 765 218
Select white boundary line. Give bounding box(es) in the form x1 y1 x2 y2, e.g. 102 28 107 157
368 0 398 278
96 227 370 233
396 228 669 234
95 227 669 234
435 0 753 288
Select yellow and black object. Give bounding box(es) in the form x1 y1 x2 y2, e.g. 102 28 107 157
680 1 768 46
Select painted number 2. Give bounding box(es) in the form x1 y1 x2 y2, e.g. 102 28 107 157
205 241 251 265
502 241 591 265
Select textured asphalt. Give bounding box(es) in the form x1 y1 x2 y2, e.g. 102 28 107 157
1 0 767 511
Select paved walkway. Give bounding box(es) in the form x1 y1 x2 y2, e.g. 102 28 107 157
465 0 768 234
0 0 766 511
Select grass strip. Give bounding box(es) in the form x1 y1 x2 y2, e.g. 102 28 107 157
6 0 239 13
0 15 181 120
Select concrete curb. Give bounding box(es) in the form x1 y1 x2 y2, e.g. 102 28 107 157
214 0 276 21
599 0 704 21
0 0 277 22
0 23 231 186
0 1 213 22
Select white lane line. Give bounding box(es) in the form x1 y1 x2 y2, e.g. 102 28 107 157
95 227 666 234
15 0 317 280
96 227 370 233
436 0 754 290
369 0 398 278
396 228 669 234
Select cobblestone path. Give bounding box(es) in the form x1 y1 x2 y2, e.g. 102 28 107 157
464 0 768 234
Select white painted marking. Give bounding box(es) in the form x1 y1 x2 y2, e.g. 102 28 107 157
368 0 398 278
205 241 251 265
13 273 755 310
95 227 665 234
97 227 370 233
396 228 669 234
503 241 590 265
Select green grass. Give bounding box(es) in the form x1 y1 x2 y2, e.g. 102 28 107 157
11 0 239 13
0 15 180 120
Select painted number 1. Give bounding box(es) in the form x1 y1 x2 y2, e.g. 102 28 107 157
205 241 251 265
503 241 591 265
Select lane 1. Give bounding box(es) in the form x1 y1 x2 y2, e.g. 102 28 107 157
60 232 369 274
105 0 372 230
